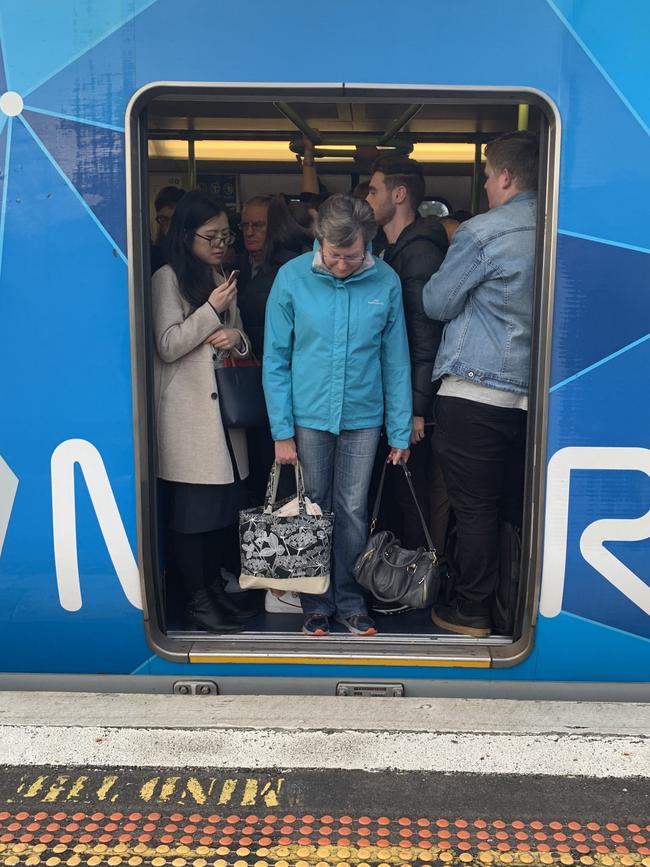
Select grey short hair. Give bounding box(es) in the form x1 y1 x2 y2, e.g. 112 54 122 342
315 194 377 247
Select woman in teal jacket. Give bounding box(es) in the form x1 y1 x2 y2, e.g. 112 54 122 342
263 194 412 637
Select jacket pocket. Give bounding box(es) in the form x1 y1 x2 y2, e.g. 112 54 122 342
350 296 387 344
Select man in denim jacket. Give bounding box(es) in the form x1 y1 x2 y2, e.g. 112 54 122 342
422 131 539 636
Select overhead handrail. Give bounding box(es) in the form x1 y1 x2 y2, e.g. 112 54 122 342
147 129 504 145
273 102 323 144
378 104 424 145
289 139 413 159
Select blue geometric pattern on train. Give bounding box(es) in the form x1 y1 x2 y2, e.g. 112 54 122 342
564 470 650 641
0 0 649 675
24 110 127 254
18 0 650 253
0 124 7 231
0 94 146 674
550 234 650 389
546 336 650 642
536 609 650 681
549 0 650 131
0 0 157 98
0 38 6 108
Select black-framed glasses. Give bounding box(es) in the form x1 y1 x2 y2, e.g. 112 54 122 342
322 250 365 265
194 231 235 247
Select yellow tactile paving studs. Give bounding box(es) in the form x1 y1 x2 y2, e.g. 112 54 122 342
0 810 649 867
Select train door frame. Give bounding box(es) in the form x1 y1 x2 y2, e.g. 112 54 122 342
125 82 561 671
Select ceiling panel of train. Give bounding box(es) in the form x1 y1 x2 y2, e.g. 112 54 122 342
148 98 520 138
146 96 535 167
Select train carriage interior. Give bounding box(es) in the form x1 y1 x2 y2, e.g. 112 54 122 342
129 85 556 665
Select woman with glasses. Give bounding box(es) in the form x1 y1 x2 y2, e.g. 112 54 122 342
263 194 412 637
152 191 254 633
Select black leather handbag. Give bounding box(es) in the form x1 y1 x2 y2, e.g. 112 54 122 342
215 355 266 428
353 463 441 611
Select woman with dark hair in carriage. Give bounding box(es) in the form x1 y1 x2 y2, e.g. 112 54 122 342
152 191 254 633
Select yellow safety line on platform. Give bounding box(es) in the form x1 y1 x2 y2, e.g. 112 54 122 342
1 840 650 866
189 653 491 667
13 772 285 808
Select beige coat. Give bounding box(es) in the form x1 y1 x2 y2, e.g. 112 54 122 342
152 265 250 485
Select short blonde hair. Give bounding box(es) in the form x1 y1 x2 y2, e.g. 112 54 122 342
485 131 539 191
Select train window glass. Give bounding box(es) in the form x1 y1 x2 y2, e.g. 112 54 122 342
127 85 558 667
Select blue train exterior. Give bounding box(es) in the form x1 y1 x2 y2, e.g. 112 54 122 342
0 0 649 693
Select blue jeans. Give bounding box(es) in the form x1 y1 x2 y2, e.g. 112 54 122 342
295 426 381 618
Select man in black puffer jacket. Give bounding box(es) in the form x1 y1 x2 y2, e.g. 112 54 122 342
367 156 448 549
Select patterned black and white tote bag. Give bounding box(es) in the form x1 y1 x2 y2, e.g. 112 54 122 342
239 462 333 593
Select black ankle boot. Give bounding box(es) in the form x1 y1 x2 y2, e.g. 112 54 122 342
186 589 243 633
208 580 261 621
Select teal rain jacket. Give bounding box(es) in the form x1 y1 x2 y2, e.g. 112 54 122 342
263 245 412 449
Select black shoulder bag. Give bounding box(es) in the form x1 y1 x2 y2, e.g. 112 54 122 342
215 353 266 428
353 463 441 611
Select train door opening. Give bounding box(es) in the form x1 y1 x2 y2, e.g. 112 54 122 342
126 84 559 668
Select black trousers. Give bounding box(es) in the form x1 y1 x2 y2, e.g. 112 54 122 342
170 527 229 596
433 396 526 612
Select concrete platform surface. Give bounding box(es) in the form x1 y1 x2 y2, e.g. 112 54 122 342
0 692 648 777
1 692 650 734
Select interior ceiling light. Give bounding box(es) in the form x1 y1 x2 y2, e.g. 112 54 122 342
411 143 485 163
148 139 484 163
148 140 189 159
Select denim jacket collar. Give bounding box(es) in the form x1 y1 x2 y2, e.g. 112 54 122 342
503 190 537 206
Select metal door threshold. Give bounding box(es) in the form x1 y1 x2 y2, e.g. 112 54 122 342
170 628 511 646
187 636 493 667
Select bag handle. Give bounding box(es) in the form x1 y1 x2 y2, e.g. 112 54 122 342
263 461 307 514
401 464 436 555
370 462 437 556
369 462 389 532
222 350 261 369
